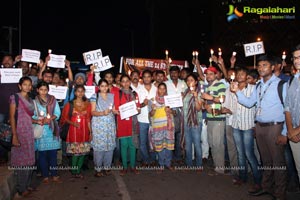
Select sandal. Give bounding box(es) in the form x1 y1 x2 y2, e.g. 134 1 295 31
75 174 84 179
52 176 62 183
104 170 112 176
42 177 49 184
94 171 105 177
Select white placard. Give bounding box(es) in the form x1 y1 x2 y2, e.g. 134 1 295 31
84 86 96 99
119 101 138 120
0 68 22 83
21 49 41 63
47 54 66 68
93 56 113 72
82 49 103 65
48 85 68 99
164 94 183 108
243 41 265 57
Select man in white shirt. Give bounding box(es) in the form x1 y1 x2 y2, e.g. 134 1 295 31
137 70 157 165
130 70 142 92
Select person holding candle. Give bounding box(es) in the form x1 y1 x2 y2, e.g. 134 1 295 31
33 81 61 184
165 66 185 164
274 56 290 82
114 74 141 175
230 55 288 199
148 82 175 171
222 67 262 188
181 73 203 171
201 66 226 175
90 79 116 177
136 70 157 166
60 85 91 179
9 77 36 198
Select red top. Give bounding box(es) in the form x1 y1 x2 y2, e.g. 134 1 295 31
114 89 140 138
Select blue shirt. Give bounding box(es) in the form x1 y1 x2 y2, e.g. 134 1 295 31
284 73 300 129
236 74 287 135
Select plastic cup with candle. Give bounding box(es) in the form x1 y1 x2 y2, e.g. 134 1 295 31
210 49 214 56
192 51 196 57
109 103 113 110
40 111 45 117
48 49 52 54
282 51 286 60
232 51 237 56
190 83 194 91
230 72 235 82
77 116 81 123
46 113 51 119
29 64 32 68
211 103 216 116
66 78 69 84
218 48 222 56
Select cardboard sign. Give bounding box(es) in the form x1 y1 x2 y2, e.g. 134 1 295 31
82 49 103 65
243 41 265 57
48 85 68 99
21 49 41 63
0 68 22 83
119 101 138 120
47 54 66 68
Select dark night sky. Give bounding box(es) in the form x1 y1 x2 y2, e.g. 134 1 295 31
1 0 299 70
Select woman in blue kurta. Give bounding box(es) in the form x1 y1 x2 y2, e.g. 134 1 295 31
33 81 61 184
91 79 116 177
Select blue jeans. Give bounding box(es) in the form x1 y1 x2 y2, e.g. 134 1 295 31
158 149 172 167
233 128 261 184
139 122 155 164
184 125 202 167
38 150 58 178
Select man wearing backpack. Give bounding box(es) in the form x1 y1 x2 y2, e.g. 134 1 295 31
231 55 287 200
285 44 300 191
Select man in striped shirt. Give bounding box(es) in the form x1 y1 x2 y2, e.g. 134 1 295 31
201 66 226 174
223 67 262 191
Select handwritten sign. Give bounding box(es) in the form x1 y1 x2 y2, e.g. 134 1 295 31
84 86 96 99
243 41 265 57
93 56 113 72
82 49 103 65
164 94 183 108
47 54 66 68
119 101 138 120
21 49 41 63
48 85 68 99
0 68 22 83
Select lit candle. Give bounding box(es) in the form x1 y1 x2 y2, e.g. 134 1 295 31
77 116 81 123
66 78 69 84
282 51 286 60
165 50 169 59
192 51 196 57
211 103 215 109
153 100 156 105
200 85 204 93
209 58 212 66
190 83 194 91
109 103 113 110
210 49 214 56
168 57 172 64
230 72 235 81
46 113 51 119
135 96 139 103
219 96 224 104
40 111 45 117
29 64 32 68
195 51 199 60
218 48 222 56
48 49 52 54
232 51 237 56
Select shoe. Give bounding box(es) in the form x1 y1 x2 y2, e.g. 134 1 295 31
248 184 266 196
52 176 62 183
42 177 49 184
120 169 127 176
232 178 245 186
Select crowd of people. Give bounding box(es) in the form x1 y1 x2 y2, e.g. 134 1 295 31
0 44 300 200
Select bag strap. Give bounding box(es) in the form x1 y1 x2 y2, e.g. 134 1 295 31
33 100 39 116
